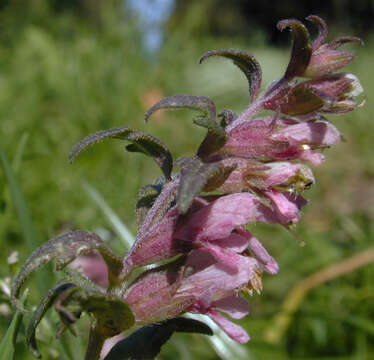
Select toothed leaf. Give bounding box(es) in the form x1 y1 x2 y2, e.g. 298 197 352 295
199 49 262 101
69 127 173 180
278 19 312 79
11 230 123 305
104 318 212 360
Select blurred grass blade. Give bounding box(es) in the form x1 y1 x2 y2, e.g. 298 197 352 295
82 181 135 249
185 314 254 360
0 150 50 293
12 133 29 173
0 290 28 360
345 315 374 336
0 150 38 251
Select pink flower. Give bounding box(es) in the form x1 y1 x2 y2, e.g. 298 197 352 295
124 244 264 343
70 252 109 287
302 15 362 78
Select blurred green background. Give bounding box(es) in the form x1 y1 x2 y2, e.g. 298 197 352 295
0 1 373 359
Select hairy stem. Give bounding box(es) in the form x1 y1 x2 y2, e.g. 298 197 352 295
227 76 289 132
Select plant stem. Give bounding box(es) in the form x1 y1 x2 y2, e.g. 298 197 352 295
85 322 106 360
226 76 289 132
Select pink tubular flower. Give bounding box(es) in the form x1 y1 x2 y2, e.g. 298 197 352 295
70 251 109 287
124 243 265 343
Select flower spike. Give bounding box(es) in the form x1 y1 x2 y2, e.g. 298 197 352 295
12 15 364 359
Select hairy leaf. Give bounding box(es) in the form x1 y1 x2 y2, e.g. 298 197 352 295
27 282 78 358
104 318 212 360
176 157 236 214
278 19 312 79
69 127 173 180
11 230 123 306
199 49 262 102
27 279 134 358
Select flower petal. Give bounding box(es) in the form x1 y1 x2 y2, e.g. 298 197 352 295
208 309 250 343
236 229 279 274
175 193 279 242
212 294 249 319
264 189 306 224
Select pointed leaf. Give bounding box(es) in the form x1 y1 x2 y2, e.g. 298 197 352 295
104 318 212 360
176 157 236 214
199 49 262 101
69 127 173 180
277 19 312 79
166 317 213 335
104 324 174 360
11 230 123 306
27 282 78 358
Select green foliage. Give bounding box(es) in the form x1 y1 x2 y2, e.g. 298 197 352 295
0 292 27 360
